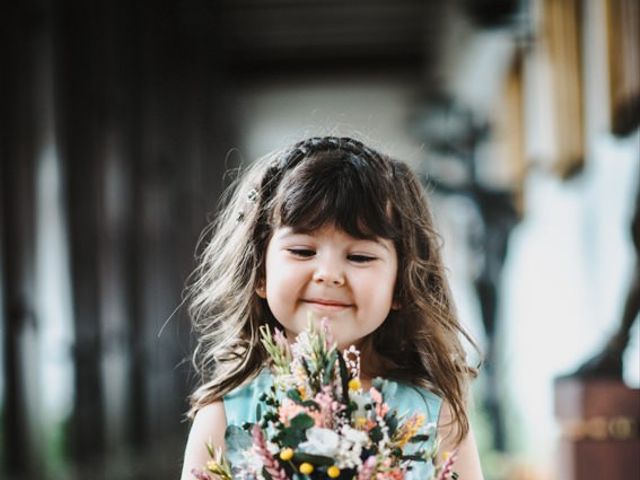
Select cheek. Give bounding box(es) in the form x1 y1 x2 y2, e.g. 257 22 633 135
378 268 398 306
266 264 303 298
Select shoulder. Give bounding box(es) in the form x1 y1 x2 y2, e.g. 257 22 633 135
180 402 227 480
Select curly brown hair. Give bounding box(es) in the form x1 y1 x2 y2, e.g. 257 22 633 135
187 136 478 442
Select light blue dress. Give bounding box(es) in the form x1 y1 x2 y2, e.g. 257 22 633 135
224 369 442 479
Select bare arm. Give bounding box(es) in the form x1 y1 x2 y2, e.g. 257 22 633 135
180 401 228 480
437 401 484 480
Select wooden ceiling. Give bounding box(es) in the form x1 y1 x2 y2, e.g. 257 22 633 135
217 0 440 68
178 0 524 74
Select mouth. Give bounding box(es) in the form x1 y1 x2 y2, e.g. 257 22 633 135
302 299 353 312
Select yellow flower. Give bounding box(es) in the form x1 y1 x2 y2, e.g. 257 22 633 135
279 448 294 461
392 413 425 448
298 385 308 399
327 465 340 478
348 378 361 391
355 416 367 428
300 462 314 475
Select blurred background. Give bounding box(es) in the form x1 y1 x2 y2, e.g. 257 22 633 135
1 0 639 479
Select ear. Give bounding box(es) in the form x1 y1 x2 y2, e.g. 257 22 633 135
256 279 267 299
391 299 401 310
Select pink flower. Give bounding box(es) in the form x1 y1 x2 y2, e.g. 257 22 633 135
278 398 307 425
319 317 336 348
274 328 289 351
191 468 214 480
252 425 289 480
313 386 344 428
278 398 323 427
357 456 377 480
437 450 458 480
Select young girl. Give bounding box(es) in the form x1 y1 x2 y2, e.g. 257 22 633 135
180 137 484 479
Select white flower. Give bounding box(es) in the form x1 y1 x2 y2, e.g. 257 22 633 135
291 331 313 359
236 448 265 479
341 425 369 446
298 427 340 457
334 425 370 469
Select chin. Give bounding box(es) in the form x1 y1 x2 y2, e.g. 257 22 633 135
336 337 364 351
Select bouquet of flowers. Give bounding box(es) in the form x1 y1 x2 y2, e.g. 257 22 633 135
193 320 457 480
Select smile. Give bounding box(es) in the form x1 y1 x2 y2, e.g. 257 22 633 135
302 299 353 311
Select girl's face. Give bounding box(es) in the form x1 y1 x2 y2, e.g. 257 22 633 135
257 224 398 350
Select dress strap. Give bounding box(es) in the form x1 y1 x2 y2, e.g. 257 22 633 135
223 369 273 427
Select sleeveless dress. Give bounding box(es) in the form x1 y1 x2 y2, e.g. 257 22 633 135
224 369 442 479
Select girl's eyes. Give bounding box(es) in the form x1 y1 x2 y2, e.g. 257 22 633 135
347 254 376 263
286 249 376 263
287 248 315 258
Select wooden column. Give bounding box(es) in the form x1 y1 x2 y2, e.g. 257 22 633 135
48 0 236 474
0 1 51 476
130 3 235 449
53 0 107 463
605 0 640 135
492 50 527 213
543 0 585 177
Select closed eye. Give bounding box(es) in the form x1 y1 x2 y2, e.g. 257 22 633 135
348 254 376 263
287 248 315 258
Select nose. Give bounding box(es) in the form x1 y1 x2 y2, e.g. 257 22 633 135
312 259 345 286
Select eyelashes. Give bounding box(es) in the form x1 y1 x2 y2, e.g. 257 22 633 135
347 254 376 263
286 248 376 263
286 248 315 258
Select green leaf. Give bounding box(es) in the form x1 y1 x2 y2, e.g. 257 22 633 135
280 427 307 448
287 389 303 403
401 454 427 462
322 349 338 384
279 413 314 447
293 452 334 466
290 413 315 430
385 413 398 436
409 434 431 443
301 357 312 378
369 426 383 443
337 354 350 404
342 401 357 417
301 400 320 410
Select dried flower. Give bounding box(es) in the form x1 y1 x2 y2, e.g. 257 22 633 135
300 462 314 475
298 427 340 457
437 450 458 480
279 448 294 461
194 318 449 480
357 456 377 480
252 425 288 480
391 413 426 448
328 465 341 478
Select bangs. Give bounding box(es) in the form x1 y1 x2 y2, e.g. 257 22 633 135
272 151 399 239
